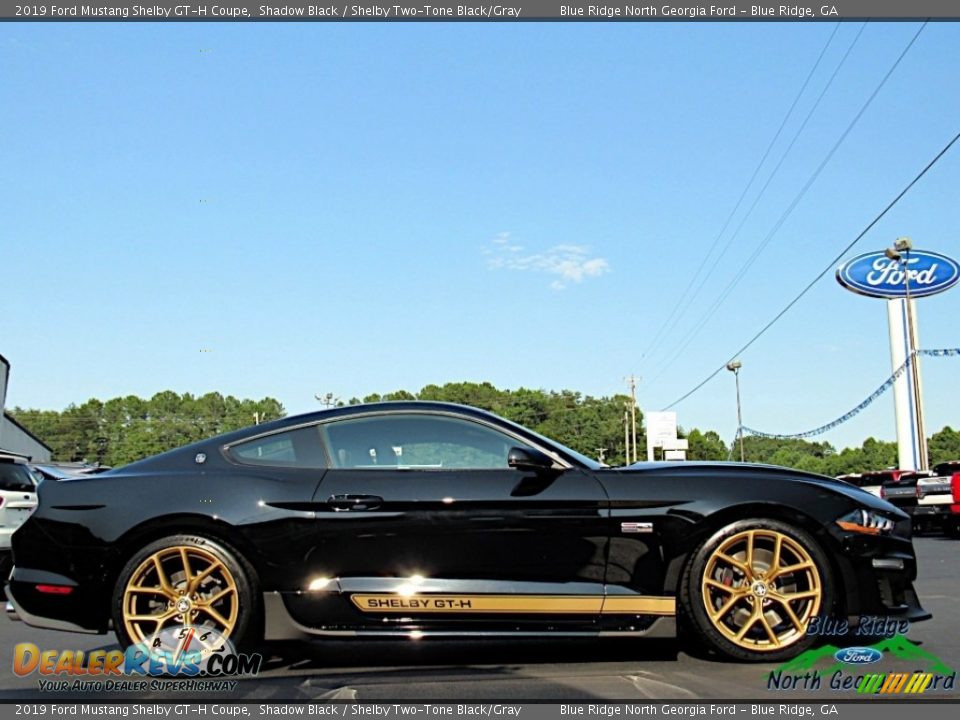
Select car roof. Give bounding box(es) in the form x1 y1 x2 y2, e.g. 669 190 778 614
225 401 508 442
0 452 29 464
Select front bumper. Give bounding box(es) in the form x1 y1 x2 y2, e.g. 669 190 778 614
830 521 931 624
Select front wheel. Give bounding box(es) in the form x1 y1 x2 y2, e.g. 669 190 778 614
680 518 834 662
112 535 258 651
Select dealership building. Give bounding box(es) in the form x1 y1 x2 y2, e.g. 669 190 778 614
0 353 52 462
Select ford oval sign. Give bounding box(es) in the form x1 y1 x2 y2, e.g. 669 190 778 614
834 647 883 665
836 249 959 299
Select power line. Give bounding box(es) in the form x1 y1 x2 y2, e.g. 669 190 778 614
650 21 927 389
640 23 843 360
661 127 960 411
646 23 869 376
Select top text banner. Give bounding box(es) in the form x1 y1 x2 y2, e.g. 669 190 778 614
4 1 960 21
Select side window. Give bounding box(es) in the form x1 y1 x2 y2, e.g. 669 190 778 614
320 414 533 470
0 463 36 493
227 426 327 468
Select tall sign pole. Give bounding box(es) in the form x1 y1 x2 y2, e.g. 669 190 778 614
837 242 957 472
885 297 926 470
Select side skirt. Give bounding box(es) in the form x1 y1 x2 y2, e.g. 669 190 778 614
261 592 677 641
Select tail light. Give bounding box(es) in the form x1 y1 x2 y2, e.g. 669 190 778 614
35 585 73 595
880 485 886 499
951 473 960 514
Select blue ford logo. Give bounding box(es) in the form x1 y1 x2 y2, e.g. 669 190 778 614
836 249 959 299
835 647 883 665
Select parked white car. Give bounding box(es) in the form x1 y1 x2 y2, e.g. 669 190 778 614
0 453 38 582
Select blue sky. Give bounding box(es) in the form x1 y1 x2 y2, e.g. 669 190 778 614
2 21 958 451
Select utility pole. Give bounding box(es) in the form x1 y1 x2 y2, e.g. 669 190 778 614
623 409 631 465
625 375 639 466
315 392 339 409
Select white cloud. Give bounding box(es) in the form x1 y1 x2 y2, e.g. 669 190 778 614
485 234 611 289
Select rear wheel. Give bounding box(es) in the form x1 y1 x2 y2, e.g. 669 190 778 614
112 535 258 651
680 518 833 662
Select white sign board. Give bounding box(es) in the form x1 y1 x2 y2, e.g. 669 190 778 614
646 411 678 461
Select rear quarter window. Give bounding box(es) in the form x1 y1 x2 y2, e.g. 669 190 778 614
226 425 328 468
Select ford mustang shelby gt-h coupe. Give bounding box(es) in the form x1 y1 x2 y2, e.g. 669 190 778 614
7 402 928 661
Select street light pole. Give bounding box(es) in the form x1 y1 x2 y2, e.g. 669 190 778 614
726 360 745 462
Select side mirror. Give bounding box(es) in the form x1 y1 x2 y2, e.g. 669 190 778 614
507 446 555 472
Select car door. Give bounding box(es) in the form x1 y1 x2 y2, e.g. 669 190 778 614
300 410 609 630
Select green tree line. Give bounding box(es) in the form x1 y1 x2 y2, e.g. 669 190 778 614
10 382 960 474
12 392 285 466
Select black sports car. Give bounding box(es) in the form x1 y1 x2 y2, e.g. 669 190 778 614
6 402 929 661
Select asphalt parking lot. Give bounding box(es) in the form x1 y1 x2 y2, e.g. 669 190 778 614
1 536 957 702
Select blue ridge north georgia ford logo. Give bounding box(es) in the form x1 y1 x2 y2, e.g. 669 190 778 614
836 249 959 299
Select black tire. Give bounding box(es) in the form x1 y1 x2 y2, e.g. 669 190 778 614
112 534 259 651
680 518 834 663
945 519 960 539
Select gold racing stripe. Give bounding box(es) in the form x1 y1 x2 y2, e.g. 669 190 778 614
350 594 675 615
601 596 677 615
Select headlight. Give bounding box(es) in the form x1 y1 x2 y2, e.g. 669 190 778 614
836 509 896 535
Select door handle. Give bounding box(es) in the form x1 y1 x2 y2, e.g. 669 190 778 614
327 494 383 511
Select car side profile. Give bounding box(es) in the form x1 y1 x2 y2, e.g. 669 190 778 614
7 402 929 662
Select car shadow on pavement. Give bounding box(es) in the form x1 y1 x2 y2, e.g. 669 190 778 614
257 637 682 673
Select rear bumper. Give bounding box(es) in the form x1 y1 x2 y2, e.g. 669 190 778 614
910 504 957 517
5 567 107 634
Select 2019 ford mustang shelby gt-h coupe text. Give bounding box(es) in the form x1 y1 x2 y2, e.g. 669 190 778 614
6 402 928 661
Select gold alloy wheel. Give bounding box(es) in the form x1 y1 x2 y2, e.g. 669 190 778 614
701 529 822 652
122 545 239 646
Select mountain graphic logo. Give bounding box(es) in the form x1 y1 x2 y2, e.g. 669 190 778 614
770 635 954 678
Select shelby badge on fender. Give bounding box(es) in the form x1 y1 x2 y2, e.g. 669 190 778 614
6 402 929 661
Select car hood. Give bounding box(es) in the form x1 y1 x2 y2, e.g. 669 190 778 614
618 461 906 517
